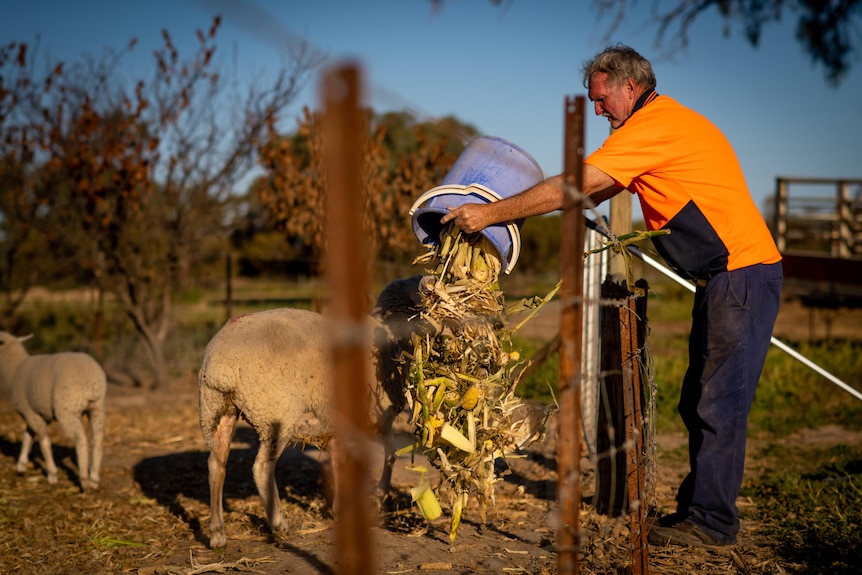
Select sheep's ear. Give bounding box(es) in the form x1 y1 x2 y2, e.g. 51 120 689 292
18 334 34 342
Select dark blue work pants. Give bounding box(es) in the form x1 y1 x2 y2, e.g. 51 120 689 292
675 261 783 543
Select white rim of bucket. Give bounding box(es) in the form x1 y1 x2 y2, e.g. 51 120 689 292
408 183 522 274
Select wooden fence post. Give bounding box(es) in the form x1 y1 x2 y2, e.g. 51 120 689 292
321 61 374 575
595 278 650 575
557 94 586 575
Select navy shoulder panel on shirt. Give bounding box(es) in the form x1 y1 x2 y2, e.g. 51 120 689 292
651 200 729 281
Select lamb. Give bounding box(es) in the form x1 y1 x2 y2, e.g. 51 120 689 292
198 275 434 548
0 332 107 491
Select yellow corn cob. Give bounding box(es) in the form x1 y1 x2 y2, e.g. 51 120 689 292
460 385 482 411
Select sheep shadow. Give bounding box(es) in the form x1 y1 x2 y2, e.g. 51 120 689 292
133 426 333 546
134 422 558 548
499 448 558 501
0 434 82 489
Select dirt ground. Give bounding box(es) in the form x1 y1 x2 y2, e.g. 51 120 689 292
1 297 860 575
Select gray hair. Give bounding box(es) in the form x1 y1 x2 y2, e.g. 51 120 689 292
581 44 656 91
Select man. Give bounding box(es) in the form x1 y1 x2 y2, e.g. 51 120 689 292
439 44 783 549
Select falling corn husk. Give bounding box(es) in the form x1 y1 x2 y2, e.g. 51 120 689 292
405 221 558 541
438 423 475 453
410 482 443 521
466 412 477 448
449 491 469 542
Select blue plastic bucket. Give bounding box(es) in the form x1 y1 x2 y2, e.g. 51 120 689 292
409 136 543 274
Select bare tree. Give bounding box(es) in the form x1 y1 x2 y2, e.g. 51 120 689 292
0 17 322 388
0 42 81 327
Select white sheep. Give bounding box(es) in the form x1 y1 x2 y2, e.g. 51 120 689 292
199 275 433 548
0 332 107 491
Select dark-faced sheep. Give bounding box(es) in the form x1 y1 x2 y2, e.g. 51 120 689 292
0 332 107 491
198 275 433 548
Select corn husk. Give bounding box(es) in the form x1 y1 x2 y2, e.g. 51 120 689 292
410 482 443 521
405 222 557 541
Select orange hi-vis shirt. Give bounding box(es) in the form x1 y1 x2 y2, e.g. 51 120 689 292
585 94 781 281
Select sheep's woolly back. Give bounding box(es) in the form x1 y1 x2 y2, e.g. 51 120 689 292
12 353 106 422
0 330 107 490
0 333 106 415
199 308 335 447
198 278 434 450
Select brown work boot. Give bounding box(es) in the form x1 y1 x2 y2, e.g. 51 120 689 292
648 519 735 550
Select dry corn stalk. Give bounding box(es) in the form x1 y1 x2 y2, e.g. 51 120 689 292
406 222 556 541
583 228 669 292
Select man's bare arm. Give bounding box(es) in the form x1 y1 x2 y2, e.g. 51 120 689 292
439 163 623 233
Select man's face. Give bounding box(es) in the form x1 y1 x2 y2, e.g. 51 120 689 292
588 72 637 129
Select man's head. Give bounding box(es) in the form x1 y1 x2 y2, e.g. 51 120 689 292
582 44 656 129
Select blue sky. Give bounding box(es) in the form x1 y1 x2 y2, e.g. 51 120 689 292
4 0 860 219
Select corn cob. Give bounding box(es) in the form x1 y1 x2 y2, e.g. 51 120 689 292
459 386 482 411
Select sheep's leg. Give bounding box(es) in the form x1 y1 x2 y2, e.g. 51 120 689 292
207 412 237 549
56 408 90 490
15 428 33 474
86 398 106 490
252 434 289 541
18 411 57 484
38 433 58 484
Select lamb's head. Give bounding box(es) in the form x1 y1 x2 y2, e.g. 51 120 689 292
367 275 438 426
371 274 436 352
371 275 433 322
0 331 33 346
0 332 34 393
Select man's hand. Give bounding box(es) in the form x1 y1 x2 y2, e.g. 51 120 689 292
439 203 491 234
